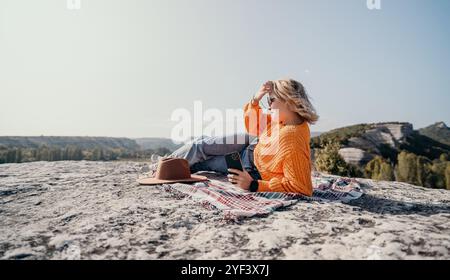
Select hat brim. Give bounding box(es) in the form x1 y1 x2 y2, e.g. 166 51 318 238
137 174 209 185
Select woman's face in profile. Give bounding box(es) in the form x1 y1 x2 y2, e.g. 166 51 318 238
268 94 290 122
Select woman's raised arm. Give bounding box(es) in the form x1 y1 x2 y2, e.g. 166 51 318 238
243 82 273 137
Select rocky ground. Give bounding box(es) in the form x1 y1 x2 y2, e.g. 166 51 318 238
0 161 449 260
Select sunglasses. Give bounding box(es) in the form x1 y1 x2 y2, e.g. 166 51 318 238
267 96 276 106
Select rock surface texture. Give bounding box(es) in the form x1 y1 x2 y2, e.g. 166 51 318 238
1 161 449 260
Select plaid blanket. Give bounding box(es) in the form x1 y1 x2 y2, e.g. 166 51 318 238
158 171 364 221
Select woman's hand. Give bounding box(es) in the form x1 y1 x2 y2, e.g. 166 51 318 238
254 81 273 102
227 169 254 191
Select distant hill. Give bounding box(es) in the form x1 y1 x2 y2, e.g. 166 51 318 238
134 138 183 151
0 136 183 164
311 121 450 165
0 136 187 152
0 136 140 150
418 122 450 146
310 121 450 189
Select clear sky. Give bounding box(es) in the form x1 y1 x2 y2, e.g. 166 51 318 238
1 0 449 138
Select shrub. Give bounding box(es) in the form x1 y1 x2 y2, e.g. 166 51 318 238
396 151 419 185
365 156 395 181
396 151 448 188
314 141 362 177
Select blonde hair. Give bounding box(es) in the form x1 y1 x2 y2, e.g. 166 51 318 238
270 78 319 124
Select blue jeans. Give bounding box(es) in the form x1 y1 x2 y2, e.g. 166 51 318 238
169 133 262 180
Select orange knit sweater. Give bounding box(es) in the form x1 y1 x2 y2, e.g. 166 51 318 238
243 101 313 196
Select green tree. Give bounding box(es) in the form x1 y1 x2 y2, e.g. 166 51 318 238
93 147 107 161
365 156 395 181
106 149 119 161
0 151 6 164
49 148 62 161
62 146 69 160
76 148 84 160
380 162 395 181
31 149 37 161
66 145 82 160
416 155 434 188
156 147 171 156
430 160 447 189
396 151 448 188
15 148 23 163
446 163 450 190
314 141 360 177
69 146 84 160
396 151 419 185
37 145 50 161
6 149 16 163
365 156 381 179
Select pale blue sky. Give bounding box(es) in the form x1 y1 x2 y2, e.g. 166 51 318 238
1 0 449 138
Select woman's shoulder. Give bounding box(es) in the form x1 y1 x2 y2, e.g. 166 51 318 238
277 122 310 149
279 121 309 137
